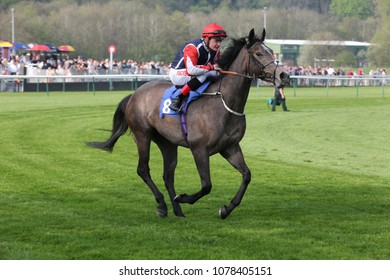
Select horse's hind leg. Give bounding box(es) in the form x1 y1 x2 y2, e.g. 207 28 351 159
134 134 168 217
156 139 185 217
219 144 251 219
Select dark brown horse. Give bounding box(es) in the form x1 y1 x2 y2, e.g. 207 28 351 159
87 28 289 219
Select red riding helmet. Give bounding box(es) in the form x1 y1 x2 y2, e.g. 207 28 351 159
202 23 227 38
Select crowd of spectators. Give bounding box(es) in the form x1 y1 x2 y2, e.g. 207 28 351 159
1 54 170 76
280 65 388 86
282 65 387 78
1 53 388 87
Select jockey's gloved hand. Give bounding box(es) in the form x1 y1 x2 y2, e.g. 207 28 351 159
214 65 222 72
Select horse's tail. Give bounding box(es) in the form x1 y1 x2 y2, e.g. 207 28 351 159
86 94 132 152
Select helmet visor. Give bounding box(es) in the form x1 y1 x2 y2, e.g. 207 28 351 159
203 30 227 37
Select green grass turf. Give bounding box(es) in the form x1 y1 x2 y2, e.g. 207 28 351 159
0 86 389 260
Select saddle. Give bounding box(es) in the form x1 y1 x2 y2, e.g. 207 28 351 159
159 81 211 118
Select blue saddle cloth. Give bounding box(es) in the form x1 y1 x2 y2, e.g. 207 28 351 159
159 81 211 118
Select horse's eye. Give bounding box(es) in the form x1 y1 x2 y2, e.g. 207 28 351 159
256 52 262 56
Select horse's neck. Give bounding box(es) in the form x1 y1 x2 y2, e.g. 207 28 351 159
220 51 252 111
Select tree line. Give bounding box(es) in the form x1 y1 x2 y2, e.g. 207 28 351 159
0 0 389 66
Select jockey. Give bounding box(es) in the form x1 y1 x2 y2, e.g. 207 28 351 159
169 23 227 113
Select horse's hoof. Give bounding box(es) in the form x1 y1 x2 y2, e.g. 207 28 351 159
156 208 168 218
219 205 229 219
173 210 186 218
176 213 186 218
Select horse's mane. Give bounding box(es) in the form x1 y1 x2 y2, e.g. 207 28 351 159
217 37 247 70
217 35 263 70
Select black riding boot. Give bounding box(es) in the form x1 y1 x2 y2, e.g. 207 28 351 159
169 93 185 112
169 79 202 113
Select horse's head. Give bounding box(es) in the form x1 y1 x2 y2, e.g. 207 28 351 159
245 28 289 87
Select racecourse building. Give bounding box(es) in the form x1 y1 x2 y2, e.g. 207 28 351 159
265 39 371 67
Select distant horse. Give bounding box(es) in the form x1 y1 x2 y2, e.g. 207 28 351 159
87 28 289 219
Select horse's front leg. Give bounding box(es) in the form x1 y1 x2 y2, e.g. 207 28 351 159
219 144 251 219
174 149 212 205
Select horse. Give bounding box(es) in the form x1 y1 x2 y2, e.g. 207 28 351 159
87 28 289 219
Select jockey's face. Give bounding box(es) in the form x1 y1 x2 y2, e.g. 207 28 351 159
207 37 224 52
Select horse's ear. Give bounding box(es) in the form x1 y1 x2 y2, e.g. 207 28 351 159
260 28 266 42
248 28 255 42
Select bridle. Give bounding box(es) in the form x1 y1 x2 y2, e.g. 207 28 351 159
214 41 280 117
248 54 278 84
219 42 278 83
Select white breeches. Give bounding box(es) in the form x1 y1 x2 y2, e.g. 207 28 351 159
169 68 219 86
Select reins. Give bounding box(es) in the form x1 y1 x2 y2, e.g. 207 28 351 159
203 91 246 117
219 60 277 82
218 70 256 80
204 73 247 117
205 42 279 117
